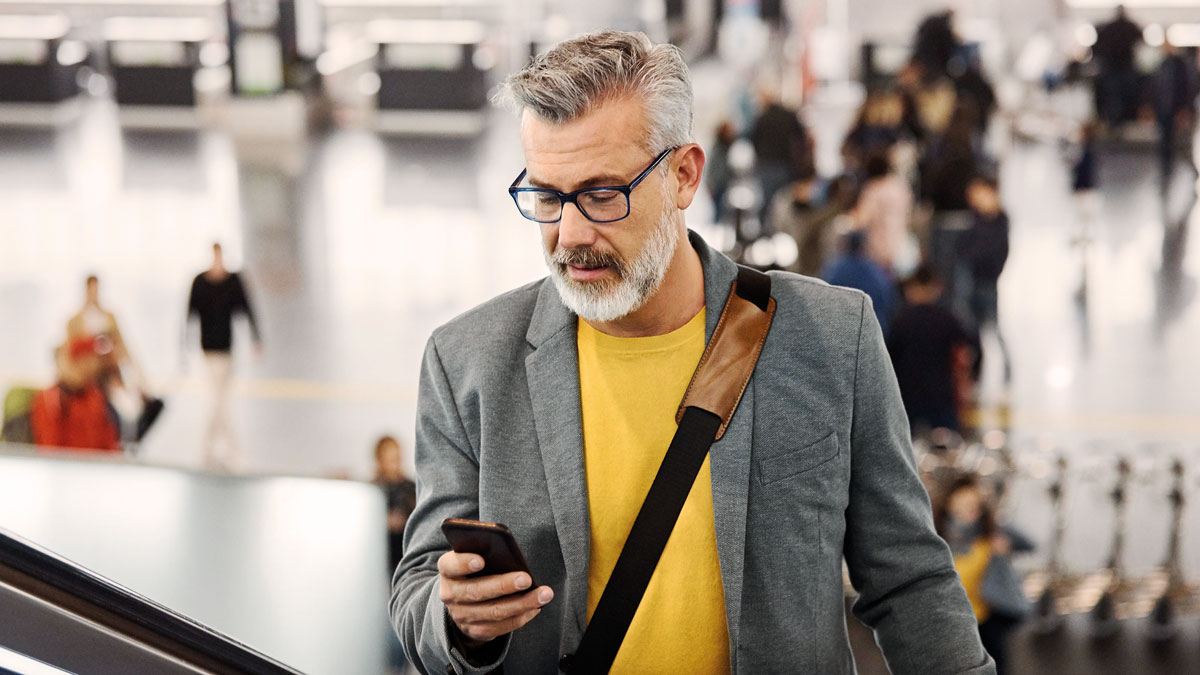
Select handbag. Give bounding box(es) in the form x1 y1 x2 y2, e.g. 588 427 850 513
559 266 775 674
135 396 166 442
981 552 1031 620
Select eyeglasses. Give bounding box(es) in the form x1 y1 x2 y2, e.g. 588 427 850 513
508 146 678 223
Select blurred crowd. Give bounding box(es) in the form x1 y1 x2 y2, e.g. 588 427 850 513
702 10 1200 666
710 8 1015 437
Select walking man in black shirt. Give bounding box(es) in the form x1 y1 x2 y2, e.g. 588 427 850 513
186 243 261 470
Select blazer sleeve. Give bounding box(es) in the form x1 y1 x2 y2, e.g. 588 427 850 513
842 294 995 675
390 336 512 675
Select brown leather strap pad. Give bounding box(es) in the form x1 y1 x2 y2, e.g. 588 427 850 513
676 278 775 440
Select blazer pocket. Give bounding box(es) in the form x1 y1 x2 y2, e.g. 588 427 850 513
758 432 840 485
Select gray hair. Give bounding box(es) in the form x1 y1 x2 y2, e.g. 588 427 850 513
495 30 693 155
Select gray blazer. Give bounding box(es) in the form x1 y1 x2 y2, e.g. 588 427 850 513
392 232 994 675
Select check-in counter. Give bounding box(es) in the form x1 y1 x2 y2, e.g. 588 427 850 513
104 16 212 107
0 14 85 104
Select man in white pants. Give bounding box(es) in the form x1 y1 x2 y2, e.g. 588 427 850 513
185 243 262 471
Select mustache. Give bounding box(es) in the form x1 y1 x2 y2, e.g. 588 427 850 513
552 246 625 276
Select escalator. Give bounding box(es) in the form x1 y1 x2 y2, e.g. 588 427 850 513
0 528 303 674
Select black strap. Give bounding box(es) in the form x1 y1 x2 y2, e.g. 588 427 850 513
561 266 770 674
562 407 721 674
735 265 771 310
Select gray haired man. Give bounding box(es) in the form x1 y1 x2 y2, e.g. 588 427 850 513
391 30 995 674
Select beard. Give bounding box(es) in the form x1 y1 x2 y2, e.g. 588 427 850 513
544 189 680 323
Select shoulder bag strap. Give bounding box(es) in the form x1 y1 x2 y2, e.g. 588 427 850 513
560 265 775 674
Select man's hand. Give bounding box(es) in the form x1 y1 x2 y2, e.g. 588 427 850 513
438 551 554 646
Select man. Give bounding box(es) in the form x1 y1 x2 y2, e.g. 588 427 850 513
1093 5 1143 128
887 266 979 434
962 175 1011 382
391 31 993 674
185 243 262 471
750 87 811 234
822 229 897 336
1151 37 1198 184
912 10 960 81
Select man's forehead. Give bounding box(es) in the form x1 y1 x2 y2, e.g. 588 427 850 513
519 102 650 189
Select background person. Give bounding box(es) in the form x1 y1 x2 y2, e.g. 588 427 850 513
374 434 416 573
185 243 262 471
934 475 1035 675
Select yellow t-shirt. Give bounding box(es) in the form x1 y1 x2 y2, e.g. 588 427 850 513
577 309 731 674
953 539 993 623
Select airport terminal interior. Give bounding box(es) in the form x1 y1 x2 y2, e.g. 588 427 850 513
1 0 1200 673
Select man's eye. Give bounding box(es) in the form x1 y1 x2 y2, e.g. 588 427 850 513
584 190 621 203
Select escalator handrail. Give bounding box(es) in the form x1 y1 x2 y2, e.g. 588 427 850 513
0 528 303 675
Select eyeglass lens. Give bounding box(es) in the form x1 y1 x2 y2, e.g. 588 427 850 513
515 188 628 223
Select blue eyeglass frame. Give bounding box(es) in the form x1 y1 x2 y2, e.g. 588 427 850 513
507 146 678 223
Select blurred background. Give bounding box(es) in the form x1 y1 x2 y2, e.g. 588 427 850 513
0 0 1199 673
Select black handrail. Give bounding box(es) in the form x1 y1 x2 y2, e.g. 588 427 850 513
0 528 303 675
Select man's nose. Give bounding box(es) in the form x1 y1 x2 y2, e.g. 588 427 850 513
556 201 599 250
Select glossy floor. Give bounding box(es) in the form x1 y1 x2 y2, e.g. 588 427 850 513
1 66 1199 673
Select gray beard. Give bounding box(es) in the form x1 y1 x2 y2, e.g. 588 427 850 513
544 199 680 323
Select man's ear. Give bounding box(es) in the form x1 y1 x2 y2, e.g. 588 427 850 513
672 143 706 210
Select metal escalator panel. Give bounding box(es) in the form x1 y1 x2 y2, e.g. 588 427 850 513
0 529 302 675
0 643 72 675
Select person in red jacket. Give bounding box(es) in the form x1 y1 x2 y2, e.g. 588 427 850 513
30 336 121 452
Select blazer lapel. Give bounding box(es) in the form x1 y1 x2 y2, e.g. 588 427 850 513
525 280 591 640
708 379 753 656
692 231 753 657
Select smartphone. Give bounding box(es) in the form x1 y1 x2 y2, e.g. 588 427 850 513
441 518 538 587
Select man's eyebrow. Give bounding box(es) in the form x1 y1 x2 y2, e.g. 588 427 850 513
527 173 628 190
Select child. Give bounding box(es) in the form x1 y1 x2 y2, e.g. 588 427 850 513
934 475 1035 675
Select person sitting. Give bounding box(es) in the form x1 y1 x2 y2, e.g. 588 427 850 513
30 336 121 452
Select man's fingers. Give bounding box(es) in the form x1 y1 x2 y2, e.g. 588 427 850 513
449 587 554 641
462 608 544 643
459 607 542 643
440 569 534 604
437 550 485 579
